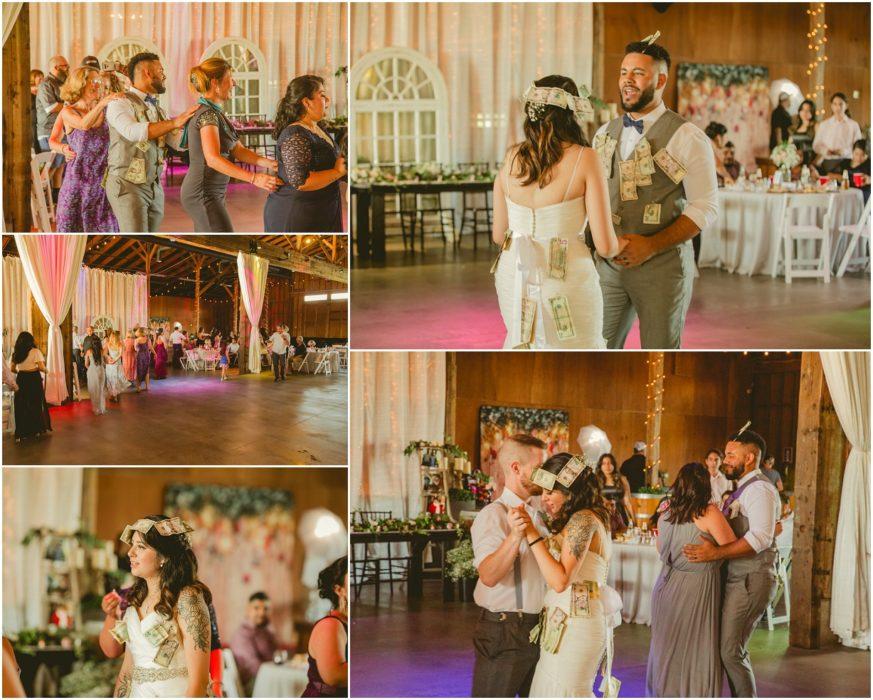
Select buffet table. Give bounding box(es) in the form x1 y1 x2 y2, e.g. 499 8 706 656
607 540 661 626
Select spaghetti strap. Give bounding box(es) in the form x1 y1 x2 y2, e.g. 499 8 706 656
503 150 512 197
562 147 585 202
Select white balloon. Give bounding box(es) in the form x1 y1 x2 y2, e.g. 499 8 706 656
298 508 347 588
577 425 612 464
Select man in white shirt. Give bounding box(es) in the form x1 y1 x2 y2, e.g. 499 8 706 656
705 448 731 506
170 324 185 369
267 324 289 382
105 52 198 232
470 433 549 698
591 37 718 349
684 430 779 698
813 92 863 174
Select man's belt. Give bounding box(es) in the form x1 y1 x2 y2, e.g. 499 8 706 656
480 609 540 623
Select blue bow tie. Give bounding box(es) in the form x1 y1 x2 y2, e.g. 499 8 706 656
144 95 158 107
622 114 644 134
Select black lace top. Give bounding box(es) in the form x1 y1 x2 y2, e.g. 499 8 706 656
278 125 339 189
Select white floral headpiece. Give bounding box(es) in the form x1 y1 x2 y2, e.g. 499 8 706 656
522 83 594 123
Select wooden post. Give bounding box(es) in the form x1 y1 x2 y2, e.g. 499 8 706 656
2 5 32 232
645 352 665 487
191 255 204 331
61 308 73 403
790 352 846 649
143 244 156 322
445 351 457 443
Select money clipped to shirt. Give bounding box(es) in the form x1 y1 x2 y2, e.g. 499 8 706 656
123 156 148 185
643 202 662 225
153 637 180 668
548 238 569 280
143 620 171 647
110 621 130 645
618 160 637 201
548 295 576 341
654 148 687 184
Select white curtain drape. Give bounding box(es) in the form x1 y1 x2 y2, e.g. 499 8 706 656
350 352 446 518
821 351 870 649
236 252 269 373
2 255 33 360
2 2 23 46
30 3 348 117
351 2 594 165
73 266 148 334
2 468 83 632
14 234 87 405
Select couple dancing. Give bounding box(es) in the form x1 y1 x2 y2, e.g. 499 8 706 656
471 434 622 698
492 34 718 350
648 429 781 697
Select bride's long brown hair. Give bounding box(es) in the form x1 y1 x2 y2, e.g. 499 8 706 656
511 75 589 189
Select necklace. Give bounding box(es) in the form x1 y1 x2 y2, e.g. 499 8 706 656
295 119 333 146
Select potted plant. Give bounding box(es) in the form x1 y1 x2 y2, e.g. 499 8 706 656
448 487 476 520
446 539 478 601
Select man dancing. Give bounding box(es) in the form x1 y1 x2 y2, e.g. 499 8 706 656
591 34 718 348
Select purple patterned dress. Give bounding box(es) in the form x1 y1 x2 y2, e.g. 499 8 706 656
56 115 119 233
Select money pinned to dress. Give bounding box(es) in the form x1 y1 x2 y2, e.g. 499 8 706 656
489 231 514 275
548 295 576 341
570 582 591 616
548 238 569 280
643 202 662 225
519 297 537 346
110 621 130 645
654 148 687 184
153 637 180 668
143 621 171 647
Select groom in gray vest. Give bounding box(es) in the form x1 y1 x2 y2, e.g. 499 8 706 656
684 429 780 697
591 36 718 348
105 52 198 232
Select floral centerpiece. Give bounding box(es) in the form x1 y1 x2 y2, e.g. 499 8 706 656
351 512 462 534
771 142 801 170
445 539 477 582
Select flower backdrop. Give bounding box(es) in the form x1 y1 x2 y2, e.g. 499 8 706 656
677 63 771 170
479 405 569 478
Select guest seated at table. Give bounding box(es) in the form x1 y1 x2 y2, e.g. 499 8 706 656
791 99 817 166
230 591 281 694
722 142 741 182
813 92 862 174
303 557 348 697
847 139 870 203
293 336 307 357
704 121 734 186
769 91 793 150
9 332 52 442
307 339 317 349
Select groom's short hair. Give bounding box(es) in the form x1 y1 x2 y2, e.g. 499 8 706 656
624 41 671 73
506 433 547 452
127 52 160 80
727 430 766 461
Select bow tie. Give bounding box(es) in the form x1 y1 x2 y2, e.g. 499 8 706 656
144 95 158 107
622 114 644 134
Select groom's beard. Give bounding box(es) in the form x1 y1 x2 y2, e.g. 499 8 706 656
621 83 656 114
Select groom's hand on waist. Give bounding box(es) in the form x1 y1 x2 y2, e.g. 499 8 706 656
683 538 718 562
614 234 656 268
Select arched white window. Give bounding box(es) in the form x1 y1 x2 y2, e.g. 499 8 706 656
97 37 170 111
201 38 268 119
350 47 448 169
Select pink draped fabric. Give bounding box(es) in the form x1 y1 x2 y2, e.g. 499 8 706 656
14 235 87 405
236 252 269 373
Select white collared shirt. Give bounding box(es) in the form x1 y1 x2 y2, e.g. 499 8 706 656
710 470 731 506
732 468 780 553
105 87 184 150
471 487 550 614
813 115 862 160
170 330 184 345
595 101 719 232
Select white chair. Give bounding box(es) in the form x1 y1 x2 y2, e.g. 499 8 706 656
835 196 871 277
313 351 333 375
220 648 243 698
765 545 792 630
185 349 204 371
203 350 217 371
776 193 835 283
31 151 57 232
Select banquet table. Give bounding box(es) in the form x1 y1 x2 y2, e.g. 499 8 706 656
699 188 864 276
299 348 340 374
606 540 661 625
352 180 494 261
251 659 309 698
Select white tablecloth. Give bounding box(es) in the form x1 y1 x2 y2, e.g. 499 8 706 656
699 188 864 276
251 662 309 698
607 541 661 626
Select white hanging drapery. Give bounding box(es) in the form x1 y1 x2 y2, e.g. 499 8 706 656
2 2 23 46
821 351 870 649
2 468 83 632
73 266 148 335
14 234 87 405
2 256 33 360
236 252 269 373
350 352 446 518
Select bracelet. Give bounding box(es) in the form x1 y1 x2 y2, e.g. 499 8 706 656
527 536 544 547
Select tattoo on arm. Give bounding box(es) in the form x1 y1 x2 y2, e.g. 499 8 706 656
565 511 597 559
178 588 211 653
114 670 131 697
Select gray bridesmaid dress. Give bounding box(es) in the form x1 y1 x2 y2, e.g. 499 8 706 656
645 513 723 697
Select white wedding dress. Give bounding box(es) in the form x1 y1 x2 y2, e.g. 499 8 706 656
494 151 606 349
123 607 189 697
529 515 620 698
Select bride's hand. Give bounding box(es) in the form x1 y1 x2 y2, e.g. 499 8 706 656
101 590 122 619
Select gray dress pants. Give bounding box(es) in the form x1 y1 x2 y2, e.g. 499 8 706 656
106 176 165 232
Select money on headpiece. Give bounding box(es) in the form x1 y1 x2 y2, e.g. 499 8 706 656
120 517 194 546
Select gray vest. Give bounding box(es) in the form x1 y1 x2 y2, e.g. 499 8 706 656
604 109 687 238
725 474 778 577
107 92 167 185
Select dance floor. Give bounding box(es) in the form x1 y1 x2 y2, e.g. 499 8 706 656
2 367 347 466
350 242 871 349
350 580 871 698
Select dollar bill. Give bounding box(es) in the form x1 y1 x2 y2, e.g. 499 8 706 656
594 133 617 174
643 202 662 225
634 159 653 187
549 607 568 627
577 99 594 122
611 212 622 226
571 582 591 616
548 295 576 341
489 231 513 274
635 139 656 176
143 621 170 647
109 621 130 645
153 637 180 668
548 238 569 280
556 454 585 487
654 148 687 184
619 160 637 201
621 179 638 201
519 296 537 345
123 156 147 184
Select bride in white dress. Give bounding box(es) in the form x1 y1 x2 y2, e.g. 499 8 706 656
517 454 623 697
493 75 624 349
107 515 212 698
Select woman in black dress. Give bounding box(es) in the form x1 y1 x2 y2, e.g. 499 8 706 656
264 75 346 232
302 557 347 697
181 58 280 232
791 99 817 167
9 332 52 442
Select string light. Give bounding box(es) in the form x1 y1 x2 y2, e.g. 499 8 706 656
806 3 828 117
645 353 665 486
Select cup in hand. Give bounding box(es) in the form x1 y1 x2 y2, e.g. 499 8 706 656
853 173 864 187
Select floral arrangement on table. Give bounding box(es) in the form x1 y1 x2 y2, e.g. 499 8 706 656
351 163 497 186
770 142 801 170
351 512 464 534
446 539 478 582
636 485 669 495
403 439 467 458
